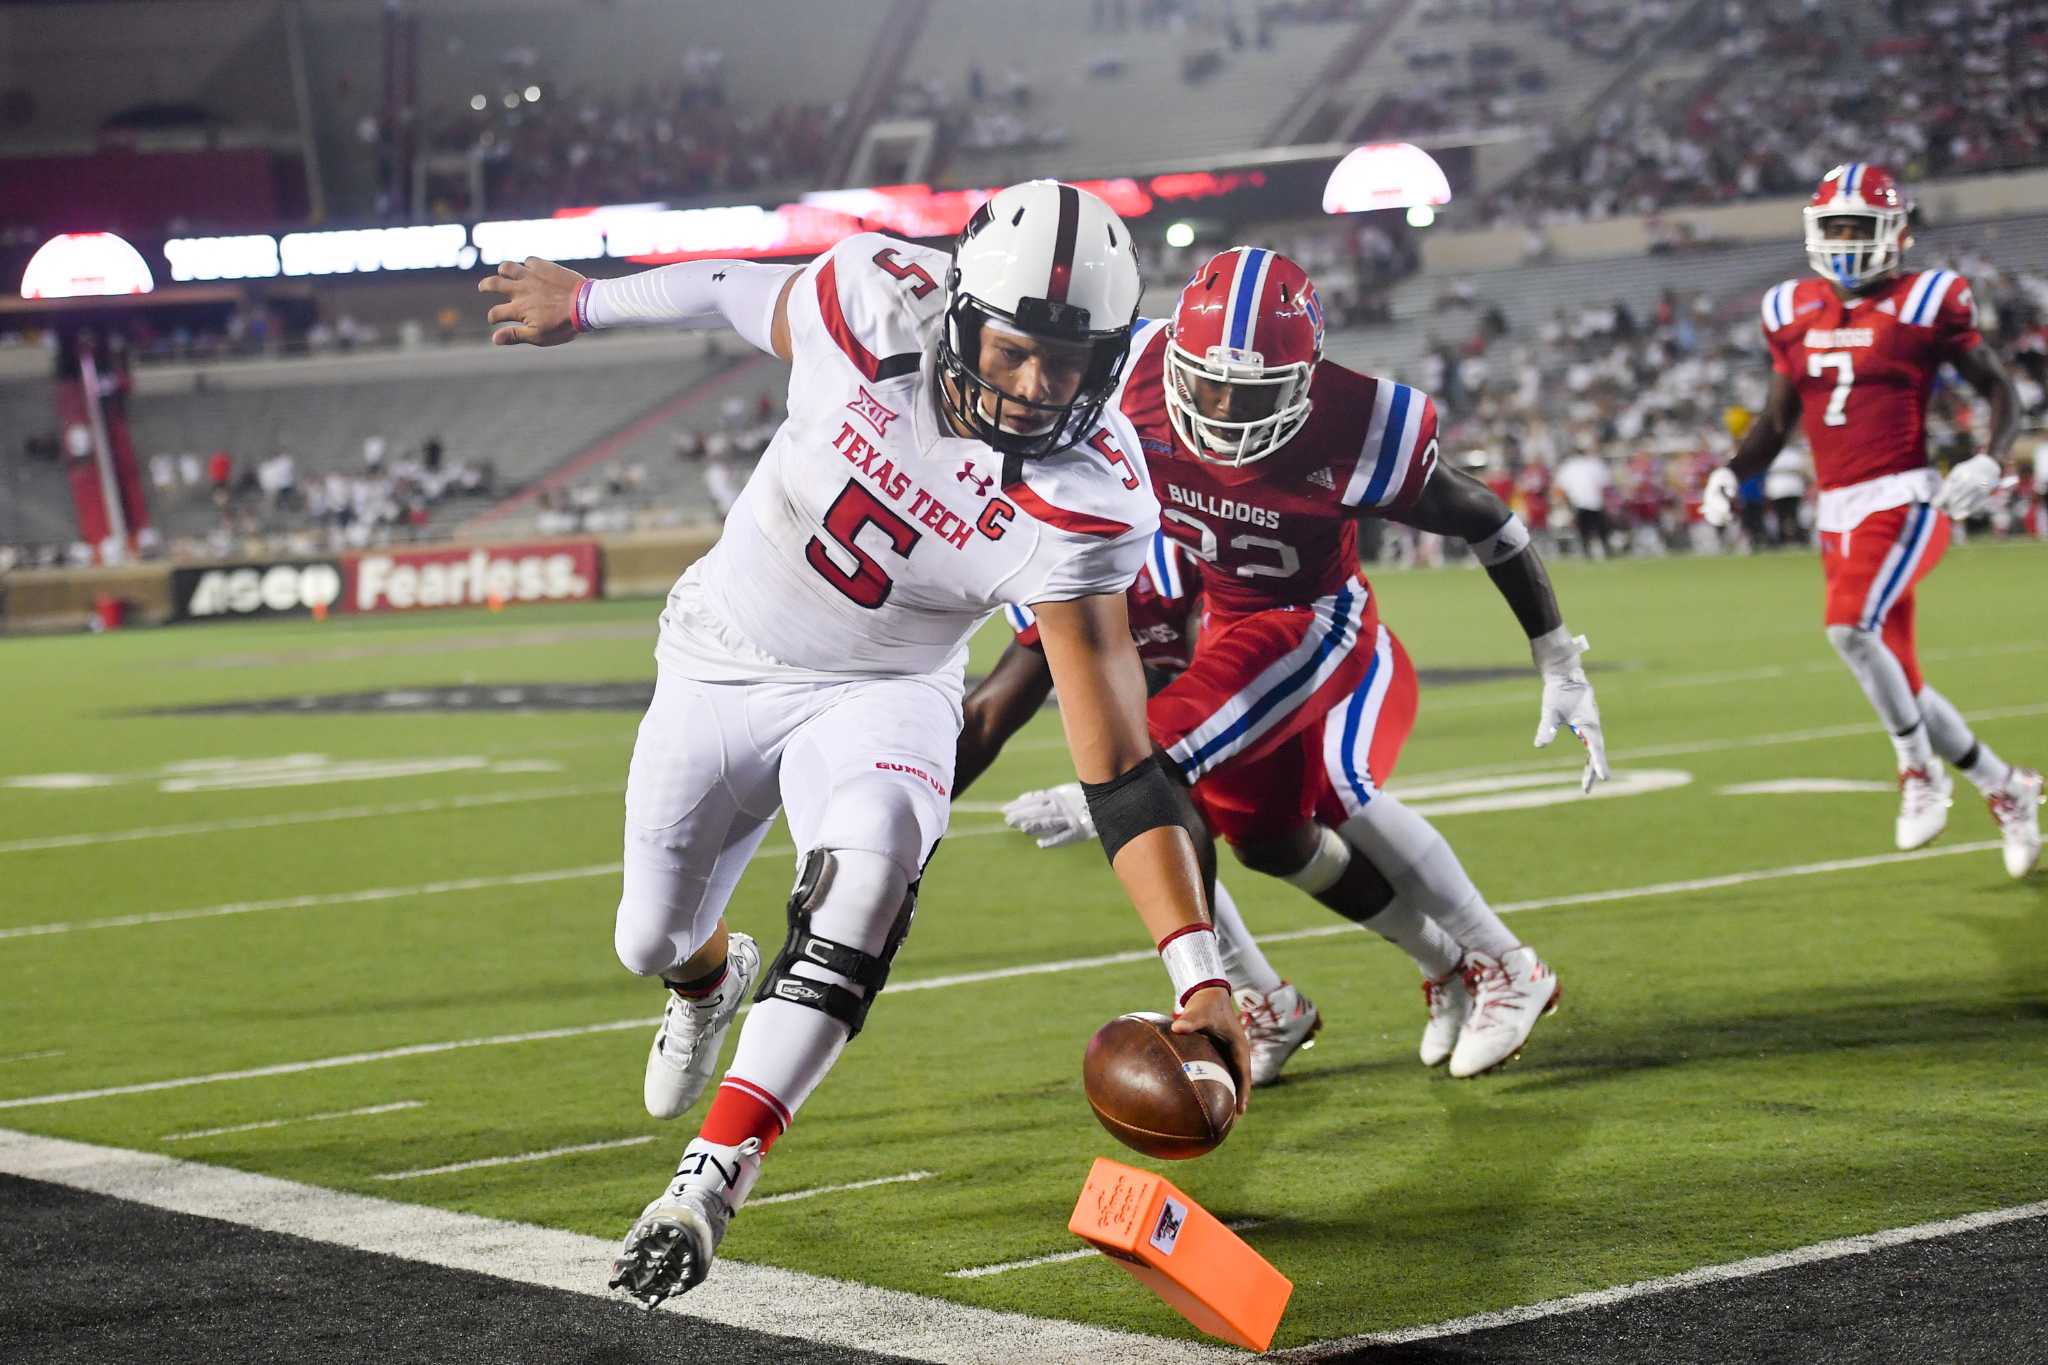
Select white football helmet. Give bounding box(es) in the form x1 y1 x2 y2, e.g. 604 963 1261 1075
939 180 1141 457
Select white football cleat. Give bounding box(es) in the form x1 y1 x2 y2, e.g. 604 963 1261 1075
1419 963 1472 1068
1987 766 2043 879
1448 947 1559 1079
1895 765 1953 850
1236 982 1321 1086
645 933 761 1120
609 1136 762 1309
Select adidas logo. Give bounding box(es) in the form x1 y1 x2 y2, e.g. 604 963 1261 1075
1307 466 1336 490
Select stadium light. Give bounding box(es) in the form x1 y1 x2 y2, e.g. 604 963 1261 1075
470 94 487 111
1165 221 1195 249
19 232 155 299
524 85 541 103
1406 204 1436 228
1322 142 1453 215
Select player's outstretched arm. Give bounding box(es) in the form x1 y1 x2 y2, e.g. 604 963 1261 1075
1033 594 1251 1103
1397 464 1610 791
1704 373 1803 526
954 638 1055 796
1939 346 2021 518
479 256 802 360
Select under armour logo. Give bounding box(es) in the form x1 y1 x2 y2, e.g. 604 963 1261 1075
956 461 994 497
847 386 899 439
675 1151 740 1190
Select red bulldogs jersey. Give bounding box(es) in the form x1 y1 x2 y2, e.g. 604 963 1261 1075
1116 319 1439 617
1007 529 1201 672
1760 268 1982 491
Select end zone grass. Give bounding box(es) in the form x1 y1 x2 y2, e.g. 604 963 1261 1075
2 544 2043 1348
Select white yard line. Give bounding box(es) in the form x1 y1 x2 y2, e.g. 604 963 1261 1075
1388 701 2048 789
948 1220 1265 1280
1274 1199 2048 1358
0 837 2010 1114
0 826 1010 941
0 1049 64 1066
0 784 617 856
751 1170 935 1207
164 1100 425 1142
374 1135 656 1181
0 1130 1238 1365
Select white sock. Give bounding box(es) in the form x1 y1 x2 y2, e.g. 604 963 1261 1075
1342 795 1520 960
1210 879 1285 995
1890 721 1936 774
1918 685 2009 792
1359 899 1464 979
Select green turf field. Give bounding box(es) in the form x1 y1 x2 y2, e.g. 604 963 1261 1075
2 543 2043 1350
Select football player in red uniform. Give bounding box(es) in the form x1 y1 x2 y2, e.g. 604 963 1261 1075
1703 163 2041 877
954 533 1340 1085
1010 248 1610 1077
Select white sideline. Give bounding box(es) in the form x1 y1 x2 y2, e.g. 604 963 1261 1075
0 783 617 856
0 837 2010 1112
0 1130 1238 1365
1273 1199 2048 1358
0 826 1008 942
164 1100 425 1142
375 1135 656 1181
751 1170 935 1206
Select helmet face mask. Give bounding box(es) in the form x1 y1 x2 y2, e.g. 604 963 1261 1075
1804 163 1910 291
1165 338 1313 467
1164 246 1323 467
936 181 1141 458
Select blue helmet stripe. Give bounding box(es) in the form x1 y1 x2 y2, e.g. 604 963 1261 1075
1227 248 1267 351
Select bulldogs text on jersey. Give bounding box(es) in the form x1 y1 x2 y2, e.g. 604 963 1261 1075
1760 268 1982 491
1116 319 1438 617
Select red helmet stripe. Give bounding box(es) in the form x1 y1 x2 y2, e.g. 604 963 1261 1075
1046 182 1080 302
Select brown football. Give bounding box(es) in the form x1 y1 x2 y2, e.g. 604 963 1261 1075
1083 1011 1239 1160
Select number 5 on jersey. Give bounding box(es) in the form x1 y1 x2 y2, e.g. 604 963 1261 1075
1808 351 1854 427
806 479 921 608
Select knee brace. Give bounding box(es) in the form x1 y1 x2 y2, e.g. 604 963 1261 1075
754 849 918 1038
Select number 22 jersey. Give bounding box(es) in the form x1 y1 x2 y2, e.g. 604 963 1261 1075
657 232 1159 696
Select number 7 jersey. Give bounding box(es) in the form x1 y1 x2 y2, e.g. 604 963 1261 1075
657 232 1159 694
1759 268 1982 495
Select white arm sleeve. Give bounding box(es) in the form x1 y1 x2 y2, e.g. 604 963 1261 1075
582 260 802 354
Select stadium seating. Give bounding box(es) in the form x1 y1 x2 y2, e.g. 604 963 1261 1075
902 0 1357 181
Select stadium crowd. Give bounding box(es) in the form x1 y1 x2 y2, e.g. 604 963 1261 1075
1484 0 2048 226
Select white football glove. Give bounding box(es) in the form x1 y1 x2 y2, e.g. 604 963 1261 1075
1001 782 1096 849
1700 467 1739 528
1937 453 2002 520
1530 626 1610 794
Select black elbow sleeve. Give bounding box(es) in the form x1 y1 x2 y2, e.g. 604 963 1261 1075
1082 753 1203 866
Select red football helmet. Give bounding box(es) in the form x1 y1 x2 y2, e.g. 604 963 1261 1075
1804 163 1911 290
1166 246 1324 466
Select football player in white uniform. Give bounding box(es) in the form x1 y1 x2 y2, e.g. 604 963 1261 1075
481 181 1250 1308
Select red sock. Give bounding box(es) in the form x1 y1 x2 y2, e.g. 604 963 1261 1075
700 1077 791 1152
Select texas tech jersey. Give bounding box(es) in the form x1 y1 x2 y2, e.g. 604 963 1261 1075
659 232 1158 692
1006 529 1202 672
1760 269 1982 493
1116 318 1438 617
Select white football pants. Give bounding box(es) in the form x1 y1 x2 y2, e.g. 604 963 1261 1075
614 665 959 979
